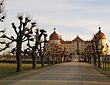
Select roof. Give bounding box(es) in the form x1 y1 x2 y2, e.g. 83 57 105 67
60 39 71 44
49 28 60 40
72 35 84 42
85 41 92 44
95 27 106 39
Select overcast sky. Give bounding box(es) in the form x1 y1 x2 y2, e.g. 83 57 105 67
1 0 110 41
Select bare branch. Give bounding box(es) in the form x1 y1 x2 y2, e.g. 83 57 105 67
0 41 13 52
0 30 5 33
12 23 18 35
0 0 6 22
25 16 31 23
17 13 23 21
1 34 15 41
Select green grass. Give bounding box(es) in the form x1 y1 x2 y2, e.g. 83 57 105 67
100 63 110 70
93 63 110 78
96 68 110 78
100 63 110 78
0 63 48 79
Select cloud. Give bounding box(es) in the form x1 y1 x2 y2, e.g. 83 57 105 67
3 0 110 41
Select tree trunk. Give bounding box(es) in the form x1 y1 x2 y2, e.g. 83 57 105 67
32 47 36 69
94 55 97 66
16 39 22 72
41 54 44 67
48 55 51 66
96 43 101 68
98 54 101 68
89 56 91 64
52 55 55 65
56 55 58 64
39 43 44 67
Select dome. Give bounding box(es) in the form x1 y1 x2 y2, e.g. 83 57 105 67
49 28 60 40
95 27 106 39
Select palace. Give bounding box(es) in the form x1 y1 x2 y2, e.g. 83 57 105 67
47 27 109 61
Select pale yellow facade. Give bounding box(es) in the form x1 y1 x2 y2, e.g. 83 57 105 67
47 28 109 57
48 35 92 56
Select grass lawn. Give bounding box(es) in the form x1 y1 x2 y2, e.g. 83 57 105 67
97 68 110 78
94 64 110 78
101 63 110 70
100 63 110 78
0 63 48 79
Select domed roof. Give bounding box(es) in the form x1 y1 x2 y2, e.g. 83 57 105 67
49 28 60 40
95 27 106 39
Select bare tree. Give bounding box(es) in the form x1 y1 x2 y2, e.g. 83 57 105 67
38 29 48 67
25 28 47 69
0 0 6 22
92 34 103 68
91 39 97 66
0 14 36 72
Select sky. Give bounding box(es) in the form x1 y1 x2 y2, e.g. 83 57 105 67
1 0 110 42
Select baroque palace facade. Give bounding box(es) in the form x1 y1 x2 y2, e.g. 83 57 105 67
47 27 109 61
